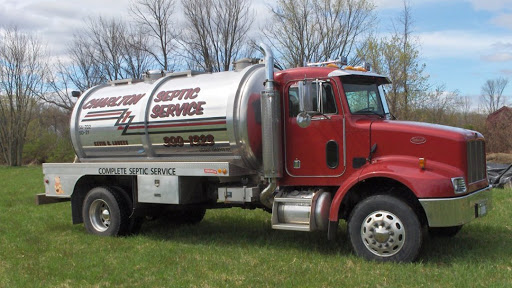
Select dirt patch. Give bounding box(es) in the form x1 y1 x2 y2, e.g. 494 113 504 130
487 153 512 164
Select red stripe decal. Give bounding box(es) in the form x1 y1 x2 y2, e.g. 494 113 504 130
85 112 123 117
119 120 227 130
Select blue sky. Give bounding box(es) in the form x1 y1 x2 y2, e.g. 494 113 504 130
375 0 512 107
0 0 511 109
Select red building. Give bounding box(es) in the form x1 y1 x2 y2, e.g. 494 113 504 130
486 106 512 153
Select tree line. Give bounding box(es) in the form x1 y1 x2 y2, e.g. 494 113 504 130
0 0 509 166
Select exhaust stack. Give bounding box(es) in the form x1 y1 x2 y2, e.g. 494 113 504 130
259 43 282 208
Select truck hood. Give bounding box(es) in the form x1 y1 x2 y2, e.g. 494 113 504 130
371 120 482 142
368 120 483 177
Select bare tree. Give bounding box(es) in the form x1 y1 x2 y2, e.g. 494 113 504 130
121 25 155 78
41 61 79 113
181 0 254 72
481 77 509 115
41 18 155 114
39 35 106 113
67 34 106 92
357 1 427 119
70 16 156 83
85 17 130 81
459 95 473 127
264 0 375 68
263 0 318 68
416 85 461 124
0 27 48 166
130 0 179 71
394 0 427 119
313 0 375 63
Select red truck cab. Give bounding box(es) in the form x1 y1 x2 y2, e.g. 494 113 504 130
272 65 490 262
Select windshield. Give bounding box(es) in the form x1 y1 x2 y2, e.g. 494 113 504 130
343 82 385 116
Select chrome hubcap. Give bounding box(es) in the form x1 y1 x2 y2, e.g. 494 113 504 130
89 199 111 232
361 211 405 257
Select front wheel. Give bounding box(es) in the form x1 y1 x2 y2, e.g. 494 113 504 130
348 195 423 262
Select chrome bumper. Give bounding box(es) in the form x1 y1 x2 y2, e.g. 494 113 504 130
419 185 492 227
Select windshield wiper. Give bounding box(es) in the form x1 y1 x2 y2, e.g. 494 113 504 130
354 107 384 118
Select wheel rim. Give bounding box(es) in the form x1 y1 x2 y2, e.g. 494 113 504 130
89 199 111 232
361 210 405 257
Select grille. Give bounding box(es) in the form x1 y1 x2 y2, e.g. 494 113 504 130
467 140 486 183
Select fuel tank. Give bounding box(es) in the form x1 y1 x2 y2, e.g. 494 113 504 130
70 65 266 171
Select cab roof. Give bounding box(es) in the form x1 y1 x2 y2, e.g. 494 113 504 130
276 66 391 85
328 69 391 85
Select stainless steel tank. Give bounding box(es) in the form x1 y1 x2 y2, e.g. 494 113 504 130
70 64 266 171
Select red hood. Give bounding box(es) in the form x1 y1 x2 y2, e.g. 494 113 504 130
372 120 482 141
367 120 484 177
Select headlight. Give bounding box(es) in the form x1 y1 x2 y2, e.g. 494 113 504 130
451 177 467 194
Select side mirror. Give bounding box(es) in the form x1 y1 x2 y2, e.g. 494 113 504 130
298 80 313 113
297 111 311 128
297 81 313 128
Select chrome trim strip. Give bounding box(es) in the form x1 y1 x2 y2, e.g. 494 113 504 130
343 116 346 168
143 74 176 158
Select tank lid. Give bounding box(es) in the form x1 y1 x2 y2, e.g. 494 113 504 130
108 78 143 86
165 70 205 78
233 58 262 72
144 70 167 82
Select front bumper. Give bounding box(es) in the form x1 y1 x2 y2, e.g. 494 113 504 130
419 185 492 227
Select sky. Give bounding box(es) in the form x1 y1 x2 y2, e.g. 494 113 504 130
0 0 511 107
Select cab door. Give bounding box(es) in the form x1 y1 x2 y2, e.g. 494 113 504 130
284 78 345 177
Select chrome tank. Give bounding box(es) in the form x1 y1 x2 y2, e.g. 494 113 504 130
70 65 266 171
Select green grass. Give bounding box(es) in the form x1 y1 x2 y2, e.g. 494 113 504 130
0 166 511 287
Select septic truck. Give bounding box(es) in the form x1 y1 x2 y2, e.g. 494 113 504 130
38 44 491 262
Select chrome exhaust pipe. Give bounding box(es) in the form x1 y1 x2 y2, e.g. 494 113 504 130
259 43 282 208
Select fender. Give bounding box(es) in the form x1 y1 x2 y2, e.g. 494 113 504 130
329 168 363 221
329 155 463 222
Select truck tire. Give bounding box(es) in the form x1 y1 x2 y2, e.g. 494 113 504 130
82 186 130 236
110 186 144 235
182 208 206 224
428 225 462 237
348 195 423 262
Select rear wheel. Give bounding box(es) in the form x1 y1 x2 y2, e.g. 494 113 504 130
348 195 423 262
111 186 144 235
82 186 130 236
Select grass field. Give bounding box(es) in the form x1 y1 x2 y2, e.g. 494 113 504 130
0 166 511 287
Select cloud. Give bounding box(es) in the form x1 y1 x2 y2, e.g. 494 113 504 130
0 0 132 57
418 30 512 62
373 0 451 10
492 42 512 50
491 13 512 29
466 0 512 11
482 41 512 62
500 69 512 75
419 30 489 58
482 53 512 62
